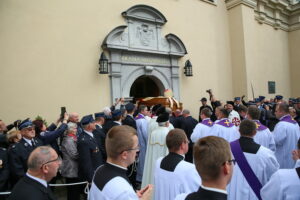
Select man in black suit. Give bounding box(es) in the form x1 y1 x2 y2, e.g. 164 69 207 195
8 146 60 200
93 112 107 161
182 109 198 163
78 115 104 183
178 136 233 200
122 103 137 129
8 119 43 186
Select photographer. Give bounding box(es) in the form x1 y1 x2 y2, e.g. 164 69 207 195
32 113 69 155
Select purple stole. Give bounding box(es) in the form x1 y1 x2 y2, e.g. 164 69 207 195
201 119 214 127
216 119 234 128
230 140 262 200
253 120 268 131
280 115 297 124
135 113 144 120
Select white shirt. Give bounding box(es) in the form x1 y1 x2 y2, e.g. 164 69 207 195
26 173 47 188
23 137 33 146
84 130 94 138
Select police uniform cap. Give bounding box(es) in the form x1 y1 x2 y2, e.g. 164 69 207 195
112 109 122 117
81 115 95 126
18 119 33 130
94 112 105 119
125 103 135 112
234 97 241 101
259 96 265 101
156 112 169 123
275 95 283 100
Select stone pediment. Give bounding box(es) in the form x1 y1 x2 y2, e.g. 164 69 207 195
102 4 187 56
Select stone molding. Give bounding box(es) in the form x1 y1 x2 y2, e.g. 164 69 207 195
101 4 187 103
226 0 300 31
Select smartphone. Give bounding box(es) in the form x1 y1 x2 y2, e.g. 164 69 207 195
60 107 66 120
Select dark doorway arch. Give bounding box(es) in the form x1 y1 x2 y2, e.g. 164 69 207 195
130 75 163 98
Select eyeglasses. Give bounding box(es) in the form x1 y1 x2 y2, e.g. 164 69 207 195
41 156 61 168
223 159 236 166
120 146 140 154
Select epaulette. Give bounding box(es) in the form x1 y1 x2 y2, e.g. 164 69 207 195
0 147 6 151
11 145 16 149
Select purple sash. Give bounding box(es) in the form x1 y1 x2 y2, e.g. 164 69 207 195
217 119 234 128
296 167 300 179
201 119 214 127
253 120 268 131
230 140 262 200
280 115 297 124
135 113 144 120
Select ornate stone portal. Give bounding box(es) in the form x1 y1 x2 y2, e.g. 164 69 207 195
101 4 187 103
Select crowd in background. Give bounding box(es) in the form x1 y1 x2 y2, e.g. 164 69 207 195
0 90 300 200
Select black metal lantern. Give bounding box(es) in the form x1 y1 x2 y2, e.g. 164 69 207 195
99 52 109 74
184 60 193 76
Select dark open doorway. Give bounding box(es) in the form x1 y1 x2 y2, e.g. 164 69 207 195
130 75 162 98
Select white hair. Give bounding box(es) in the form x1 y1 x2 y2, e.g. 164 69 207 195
102 107 111 116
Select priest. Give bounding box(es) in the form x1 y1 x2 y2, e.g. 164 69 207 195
154 129 201 200
227 120 279 200
210 107 240 142
141 112 170 188
273 103 300 168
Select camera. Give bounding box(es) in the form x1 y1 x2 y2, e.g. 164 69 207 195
206 89 212 94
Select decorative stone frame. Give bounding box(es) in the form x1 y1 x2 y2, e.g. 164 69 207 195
101 4 187 104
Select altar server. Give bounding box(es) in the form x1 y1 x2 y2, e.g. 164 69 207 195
175 136 233 200
273 103 300 168
227 120 279 200
89 125 153 200
260 167 300 200
154 129 201 200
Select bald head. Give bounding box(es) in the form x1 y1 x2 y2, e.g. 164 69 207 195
69 112 79 123
27 146 53 171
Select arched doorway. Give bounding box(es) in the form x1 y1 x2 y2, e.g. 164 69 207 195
130 75 163 98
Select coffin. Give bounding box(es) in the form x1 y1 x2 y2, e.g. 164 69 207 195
137 97 183 112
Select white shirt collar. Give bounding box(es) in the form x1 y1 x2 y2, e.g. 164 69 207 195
201 184 227 194
84 130 94 138
23 137 33 146
26 173 48 188
114 121 122 125
96 124 102 129
107 162 127 170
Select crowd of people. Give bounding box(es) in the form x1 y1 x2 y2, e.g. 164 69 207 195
0 91 300 200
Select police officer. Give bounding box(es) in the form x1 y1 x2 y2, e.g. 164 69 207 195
77 115 104 183
0 147 9 198
8 119 43 186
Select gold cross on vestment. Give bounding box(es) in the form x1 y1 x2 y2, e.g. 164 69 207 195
256 122 260 129
224 120 230 126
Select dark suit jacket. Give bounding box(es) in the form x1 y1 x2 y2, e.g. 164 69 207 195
77 131 104 182
186 187 227 200
93 125 107 161
8 175 56 200
8 138 43 185
122 115 137 129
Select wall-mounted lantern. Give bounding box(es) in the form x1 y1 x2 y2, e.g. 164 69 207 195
99 52 109 74
184 60 193 76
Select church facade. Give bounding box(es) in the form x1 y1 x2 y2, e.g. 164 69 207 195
0 0 299 122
